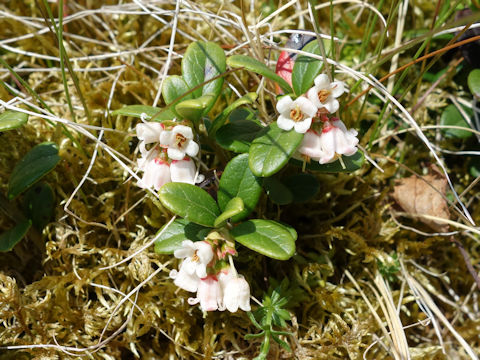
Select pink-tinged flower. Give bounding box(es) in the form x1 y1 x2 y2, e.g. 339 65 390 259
307 74 345 114
317 119 359 164
136 122 164 154
160 125 199 161
170 158 196 184
137 150 171 190
174 240 214 279
276 95 317 134
296 130 322 160
219 270 251 312
188 275 224 311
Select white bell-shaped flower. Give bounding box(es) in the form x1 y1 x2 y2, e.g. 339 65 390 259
295 130 322 160
317 119 359 164
170 158 196 184
307 74 345 114
136 122 164 154
188 275 224 311
276 95 317 134
174 240 214 279
169 261 200 293
219 270 251 312
137 150 171 190
160 125 199 161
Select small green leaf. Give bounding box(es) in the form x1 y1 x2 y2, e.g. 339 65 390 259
263 177 293 205
162 75 192 117
292 150 364 172
230 219 296 260
175 94 215 123
111 105 175 121
216 120 264 153
0 110 28 132
8 142 61 200
182 41 226 112
0 220 31 252
210 92 258 135
218 153 262 222
292 40 329 96
283 173 319 202
227 55 293 94
159 183 220 227
22 182 55 229
249 123 304 177
440 104 473 139
229 107 259 123
154 219 210 254
468 69 480 97
214 197 244 228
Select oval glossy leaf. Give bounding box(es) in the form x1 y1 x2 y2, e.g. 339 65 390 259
283 173 319 203
154 219 209 254
0 110 28 132
0 220 31 252
8 142 61 200
468 69 480 97
182 41 226 112
229 107 259 123
22 182 55 229
162 75 192 117
249 123 304 177
292 40 328 96
159 182 220 227
263 177 293 205
175 94 215 123
209 92 258 135
230 219 296 260
218 153 262 222
440 104 473 139
214 197 244 228
292 150 364 172
112 105 175 121
227 55 293 94
216 120 263 153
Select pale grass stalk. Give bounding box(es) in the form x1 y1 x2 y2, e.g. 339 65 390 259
387 0 409 93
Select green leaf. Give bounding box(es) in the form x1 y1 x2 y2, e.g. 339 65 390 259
210 92 258 135
154 219 209 254
175 94 215 123
229 107 259 123
468 69 480 97
440 104 473 139
22 182 55 229
263 177 293 205
292 150 364 172
0 110 28 132
8 142 61 200
162 75 192 117
227 55 293 94
214 197 244 228
112 105 175 121
0 220 31 252
230 219 296 260
216 120 264 153
159 183 220 227
249 123 304 177
218 153 262 222
182 41 226 112
292 40 328 96
283 173 319 202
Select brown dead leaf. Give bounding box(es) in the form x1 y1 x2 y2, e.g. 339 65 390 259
392 166 450 232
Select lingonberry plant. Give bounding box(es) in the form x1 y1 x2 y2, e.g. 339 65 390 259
113 37 363 356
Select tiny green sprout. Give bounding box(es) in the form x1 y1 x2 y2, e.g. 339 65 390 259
377 252 400 283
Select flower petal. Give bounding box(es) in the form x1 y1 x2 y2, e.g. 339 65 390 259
277 115 294 131
298 130 322 158
159 130 174 147
296 97 317 117
294 117 312 134
136 122 163 143
323 99 339 113
173 265 199 292
318 131 336 164
194 241 214 264
167 147 186 161
314 74 330 89
185 140 199 157
170 159 196 184
173 125 193 139
276 95 293 114
330 81 345 98
307 87 322 108
174 240 195 259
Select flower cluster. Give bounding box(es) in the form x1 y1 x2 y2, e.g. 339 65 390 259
276 74 359 164
136 122 199 190
169 233 251 313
